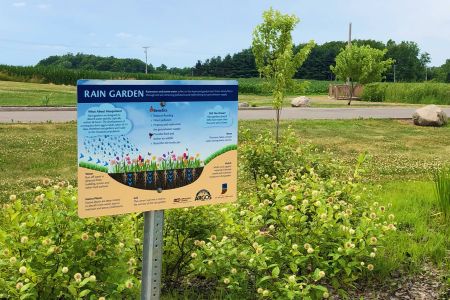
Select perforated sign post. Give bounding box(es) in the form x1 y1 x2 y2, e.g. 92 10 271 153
77 80 238 299
142 210 164 299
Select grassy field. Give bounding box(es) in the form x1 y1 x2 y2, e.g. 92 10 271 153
373 181 449 276
242 119 450 182
0 122 77 198
0 80 75 106
1 119 448 194
0 120 448 291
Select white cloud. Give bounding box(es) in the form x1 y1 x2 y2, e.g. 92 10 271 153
36 3 50 9
116 32 133 39
12 2 26 7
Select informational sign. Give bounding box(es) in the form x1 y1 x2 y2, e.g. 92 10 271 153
77 80 238 218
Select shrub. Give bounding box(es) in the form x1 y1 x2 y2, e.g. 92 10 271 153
0 182 140 299
361 83 387 102
239 127 338 185
0 181 219 298
188 130 395 299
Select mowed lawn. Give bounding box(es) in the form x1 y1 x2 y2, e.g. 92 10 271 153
1 119 449 195
0 80 76 106
242 119 450 181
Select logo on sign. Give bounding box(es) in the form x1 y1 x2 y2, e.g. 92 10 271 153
221 183 228 194
195 189 212 201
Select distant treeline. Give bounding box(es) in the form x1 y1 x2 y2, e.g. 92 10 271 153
195 39 444 82
36 53 194 76
7 39 450 84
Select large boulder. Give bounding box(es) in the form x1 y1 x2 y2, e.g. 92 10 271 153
291 96 311 107
238 102 250 108
412 105 448 127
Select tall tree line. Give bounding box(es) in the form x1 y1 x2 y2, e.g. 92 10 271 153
194 39 444 82
36 41 449 83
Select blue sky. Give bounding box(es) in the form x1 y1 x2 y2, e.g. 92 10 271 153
1 0 449 67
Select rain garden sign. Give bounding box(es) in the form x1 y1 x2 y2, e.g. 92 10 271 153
77 80 238 218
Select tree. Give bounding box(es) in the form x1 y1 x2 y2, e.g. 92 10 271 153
252 8 315 142
435 59 450 83
331 45 394 105
385 40 427 82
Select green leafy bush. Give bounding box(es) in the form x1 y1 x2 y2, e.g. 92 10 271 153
239 127 337 184
1 130 394 299
187 130 395 299
362 82 450 104
0 182 140 299
0 181 225 299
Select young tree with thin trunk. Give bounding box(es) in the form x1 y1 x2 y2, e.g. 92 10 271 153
331 44 394 105
252 8 315 142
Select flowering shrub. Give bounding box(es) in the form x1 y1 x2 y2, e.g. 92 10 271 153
1 129 396 299
239 127 338 184
0 182 224 299
187 130 396 299
0 182 141 299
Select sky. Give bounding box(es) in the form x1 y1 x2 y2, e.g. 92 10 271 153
1 0 449 67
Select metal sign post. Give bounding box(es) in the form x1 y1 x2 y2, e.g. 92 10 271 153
141 210 164 300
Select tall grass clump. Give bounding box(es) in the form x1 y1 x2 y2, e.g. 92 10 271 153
362 82 450 105
434 166 450 219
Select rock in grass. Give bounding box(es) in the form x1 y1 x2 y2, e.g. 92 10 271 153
412 105 448 127
238 102 250 108
291 96 311 107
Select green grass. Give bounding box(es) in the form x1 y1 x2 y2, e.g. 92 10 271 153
372 181 450 276
0 123 77 199
2 119 449 198
434 166 450 219
362 82 450 105
241 119 450 182
0 80 76 106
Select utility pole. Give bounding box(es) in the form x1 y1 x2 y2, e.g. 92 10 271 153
346 22 352 90
143 46 150 74
348 22 352 47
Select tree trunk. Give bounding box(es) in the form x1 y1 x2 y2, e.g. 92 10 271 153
347 81 354 105
275 108 281 143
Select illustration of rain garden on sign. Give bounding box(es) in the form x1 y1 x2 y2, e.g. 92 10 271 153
78 135 236 190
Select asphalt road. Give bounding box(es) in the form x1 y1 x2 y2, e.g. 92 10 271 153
1 107 450 123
